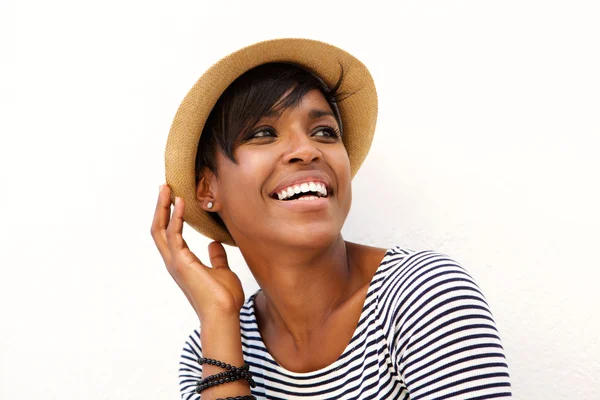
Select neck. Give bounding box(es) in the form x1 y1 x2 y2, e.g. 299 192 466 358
239 236 359 345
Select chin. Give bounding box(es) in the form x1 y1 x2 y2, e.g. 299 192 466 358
276 222 343 250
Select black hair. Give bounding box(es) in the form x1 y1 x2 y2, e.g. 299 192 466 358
195 62 345 179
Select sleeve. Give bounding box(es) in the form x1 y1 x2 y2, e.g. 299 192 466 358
386 251 512 399
178 327 203 400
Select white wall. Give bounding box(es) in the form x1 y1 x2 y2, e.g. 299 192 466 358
1 1 598 399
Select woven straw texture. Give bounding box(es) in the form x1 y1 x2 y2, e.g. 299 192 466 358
165 38 378 246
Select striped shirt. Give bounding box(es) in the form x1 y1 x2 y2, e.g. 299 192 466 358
179 246 512 399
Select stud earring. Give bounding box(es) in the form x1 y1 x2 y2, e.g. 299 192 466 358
207 201 213 209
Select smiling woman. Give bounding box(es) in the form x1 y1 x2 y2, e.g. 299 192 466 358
151 38 512 400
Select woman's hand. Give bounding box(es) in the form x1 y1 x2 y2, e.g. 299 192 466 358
151 185 245 321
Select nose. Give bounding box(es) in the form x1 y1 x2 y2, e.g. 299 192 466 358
282 131 322 165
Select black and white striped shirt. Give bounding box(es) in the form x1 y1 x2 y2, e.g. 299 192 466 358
179 246 512 399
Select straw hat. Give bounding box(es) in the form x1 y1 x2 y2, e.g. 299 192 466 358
165 38 378 246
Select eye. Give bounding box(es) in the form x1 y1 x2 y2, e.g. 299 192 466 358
249 127 277 139
312 125 341 140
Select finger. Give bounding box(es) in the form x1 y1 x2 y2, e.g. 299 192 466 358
151 184 172 260
165 196 186 255
165 198 207 267
181 237 207 267
208 241 230 270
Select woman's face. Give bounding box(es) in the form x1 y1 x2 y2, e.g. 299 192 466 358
211 89 352 249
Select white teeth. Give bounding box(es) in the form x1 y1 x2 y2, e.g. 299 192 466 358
275 181 329 200
316 183 327 196
298 196 318 201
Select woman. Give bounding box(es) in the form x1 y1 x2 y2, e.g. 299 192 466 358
152 39 511 400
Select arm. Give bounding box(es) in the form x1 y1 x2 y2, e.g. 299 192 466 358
200 316 251 399
179 320 251 400
152 185 251 399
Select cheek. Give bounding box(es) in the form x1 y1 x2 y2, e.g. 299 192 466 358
325 146 352 213
218 150 276 202
331 146 352 186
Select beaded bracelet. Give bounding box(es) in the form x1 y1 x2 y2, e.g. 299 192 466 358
198 357 249 372
196 370 256 392
216 397 256 400
196 358 256 387
195 357 257 394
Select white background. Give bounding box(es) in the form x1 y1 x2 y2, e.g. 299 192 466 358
1 1 599 399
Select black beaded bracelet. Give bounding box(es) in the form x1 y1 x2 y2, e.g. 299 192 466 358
195 357 257 394
215 396 256 400
195 370 256 392
198 357 249 372
200 369 255 384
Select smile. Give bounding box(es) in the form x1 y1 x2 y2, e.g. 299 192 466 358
274 181 328 201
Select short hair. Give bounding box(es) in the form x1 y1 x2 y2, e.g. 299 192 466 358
195 62 345 179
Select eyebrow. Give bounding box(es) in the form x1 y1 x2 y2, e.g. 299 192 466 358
263 108 336 119
308 109 335 119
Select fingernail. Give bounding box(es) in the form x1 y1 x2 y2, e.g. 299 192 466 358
175 196 181 204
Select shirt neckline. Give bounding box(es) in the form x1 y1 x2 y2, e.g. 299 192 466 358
245 246 399 378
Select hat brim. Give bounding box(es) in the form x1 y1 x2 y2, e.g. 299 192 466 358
165 38 378 246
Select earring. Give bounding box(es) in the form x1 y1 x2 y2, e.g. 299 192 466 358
207 201 213 209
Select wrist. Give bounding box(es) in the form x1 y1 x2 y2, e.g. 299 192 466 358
198 316 251 399
200 315 244 362
200 313 240 332
198 306 241 325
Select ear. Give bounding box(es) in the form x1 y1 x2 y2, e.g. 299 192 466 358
196 168 221 212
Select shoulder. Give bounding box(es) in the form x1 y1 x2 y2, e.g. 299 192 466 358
379 246 475 281
375 245 497 357
376 247 511 398
375 246 486 311
376 246 493 332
